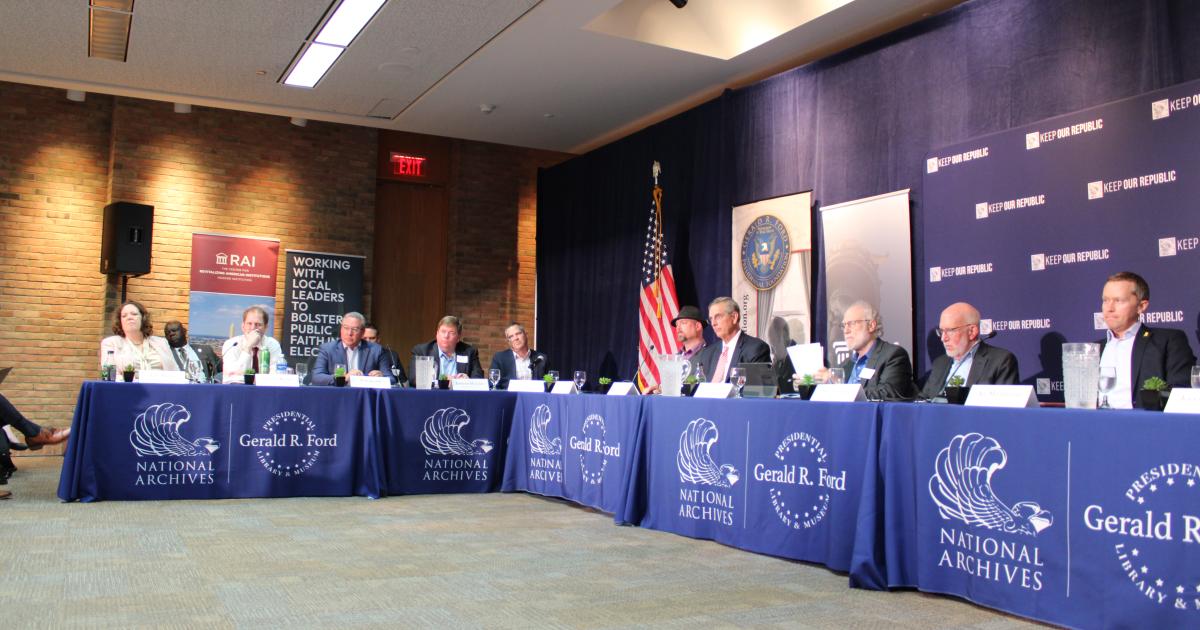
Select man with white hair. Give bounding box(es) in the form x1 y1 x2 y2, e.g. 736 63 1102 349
919 302 1019 399
825 300 915 400
312 312 396 385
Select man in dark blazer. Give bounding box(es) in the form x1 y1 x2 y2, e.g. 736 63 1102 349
490 322 549 389
312 312 396 385
695 297 771 384
363 323 407 385
920 302 1019 400
828 300 916 401
410 315 484 387
1097 272 1196 408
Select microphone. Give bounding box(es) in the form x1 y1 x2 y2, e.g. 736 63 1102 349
983 330 998 340
530 354 545 367
632 343 655 390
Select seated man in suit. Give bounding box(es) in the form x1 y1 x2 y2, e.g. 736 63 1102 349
363 322 407 385
822 300 916 401
0 391 70 499
920 302 1019 400
1098 271 1196 408
410 315 484 387
490 322 549 389
695 297 771 384
312 312 396 385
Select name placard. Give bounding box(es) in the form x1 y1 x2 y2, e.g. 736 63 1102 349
350 375 391 389
810 384 866 402
694 383 735 399
137 370 188 385
1164 388 1200 414
551 381 579 394
606 382 639 396
507 379 546 393
255 373 301 387
965 384 1038 408
451 378 490 392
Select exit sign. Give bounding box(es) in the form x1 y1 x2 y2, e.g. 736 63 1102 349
390 153 427 177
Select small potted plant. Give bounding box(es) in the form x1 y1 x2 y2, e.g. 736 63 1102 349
334 366 348 387
681 374 699 397
437 374 451 390
243 368 256 385
1139 376 1169 411
944 375 970 405
122 364 136 383
598 377 613 394
543 373 556 392
793 374 818 400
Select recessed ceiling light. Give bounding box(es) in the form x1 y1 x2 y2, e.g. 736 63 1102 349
479 104 496 114
173 103 192 114
281 0 386 88
290 117 308 127
66 89 87 102
315 0 386 47
284 43 344 88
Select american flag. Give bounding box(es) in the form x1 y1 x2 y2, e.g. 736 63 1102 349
638 170 682 390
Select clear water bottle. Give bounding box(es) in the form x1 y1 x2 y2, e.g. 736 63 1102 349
103 350 116 381
275 357 288 374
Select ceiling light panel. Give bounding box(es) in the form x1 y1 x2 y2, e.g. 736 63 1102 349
282 0 386 89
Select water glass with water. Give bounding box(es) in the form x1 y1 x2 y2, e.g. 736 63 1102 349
1098 366 1116 409
730 367 747 397
295 362 309 385
827 368 845 385
573 370 586 392
488 368 501 390
1192 366 1200 389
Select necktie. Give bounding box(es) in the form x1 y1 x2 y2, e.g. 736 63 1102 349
711 346 730 383
252 347 260 374
173 348 186 370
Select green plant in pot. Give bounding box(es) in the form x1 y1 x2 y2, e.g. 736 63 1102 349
944 375 970 405
437 373 451 390
1139 376 1169 411
543 373 556 392
681 373 699 397
243 368 256 385
793 374 818 400
122 364 137 383
598 376 613 394
335 365 348 387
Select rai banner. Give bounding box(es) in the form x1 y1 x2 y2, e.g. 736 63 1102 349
731 191 813 367
282 249 364 361
188 233 280 358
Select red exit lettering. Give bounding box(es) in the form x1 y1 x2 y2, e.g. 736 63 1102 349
390 153 426 177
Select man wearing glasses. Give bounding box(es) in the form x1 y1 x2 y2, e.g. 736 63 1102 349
919 302 1019 400
221 305 286 383
312 312 396 385
827 300 916 400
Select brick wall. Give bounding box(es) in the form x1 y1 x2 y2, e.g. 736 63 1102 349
0 79 567 447
446 139 568 362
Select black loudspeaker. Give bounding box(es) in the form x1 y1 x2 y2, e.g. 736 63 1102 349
100 202 154 275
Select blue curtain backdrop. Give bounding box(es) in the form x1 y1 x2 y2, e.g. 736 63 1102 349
537 0 1200 382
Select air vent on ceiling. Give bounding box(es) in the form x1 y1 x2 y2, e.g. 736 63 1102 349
89 0 134 62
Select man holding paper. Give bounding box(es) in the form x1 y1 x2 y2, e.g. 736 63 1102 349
824 300 916 401
695 297 771 384
919 302 1019 400
410 315 484 386
312 312 395 385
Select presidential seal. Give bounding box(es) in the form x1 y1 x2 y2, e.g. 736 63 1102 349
741 215 790 290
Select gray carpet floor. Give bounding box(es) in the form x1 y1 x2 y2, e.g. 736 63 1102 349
0 457 1041 629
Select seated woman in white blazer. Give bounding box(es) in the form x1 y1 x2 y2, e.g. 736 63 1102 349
99 300 174 372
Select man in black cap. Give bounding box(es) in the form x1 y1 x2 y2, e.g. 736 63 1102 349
671 305 708 372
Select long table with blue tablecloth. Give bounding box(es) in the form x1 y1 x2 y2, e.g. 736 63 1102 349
60 381 1200 627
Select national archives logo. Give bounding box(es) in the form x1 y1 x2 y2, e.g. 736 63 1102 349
527 404 563 483
677 418 738 527
129 402 218 487
420 407 491 482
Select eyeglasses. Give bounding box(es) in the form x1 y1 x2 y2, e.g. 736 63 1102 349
841 319 870 331
708 312 735 323
935 324 972 337
341 325 364 333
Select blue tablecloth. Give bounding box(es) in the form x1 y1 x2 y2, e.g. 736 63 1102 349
501 392 643 515
620 397 882 572
865 403 1200 628
374 389 516 496
59 382 380 501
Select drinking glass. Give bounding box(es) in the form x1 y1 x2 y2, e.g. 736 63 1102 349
548 370 559 383
573 370 587 392
827 368 845 385
730 367 747 398
1098 366 1116 409
295 362 309 385
1192 365 1200 389
392 365 403 387
488 368 501 390
694 363 706 383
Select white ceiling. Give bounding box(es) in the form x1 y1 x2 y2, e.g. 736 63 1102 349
0 0 959 154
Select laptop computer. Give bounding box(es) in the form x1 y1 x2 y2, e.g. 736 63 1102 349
735 362 778 398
